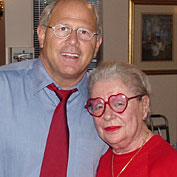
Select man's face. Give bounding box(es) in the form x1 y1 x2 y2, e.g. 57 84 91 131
38 0 102 88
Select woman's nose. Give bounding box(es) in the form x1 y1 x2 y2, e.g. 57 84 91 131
102 104 115 121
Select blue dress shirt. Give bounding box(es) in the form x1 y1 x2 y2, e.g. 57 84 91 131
0 58 107 177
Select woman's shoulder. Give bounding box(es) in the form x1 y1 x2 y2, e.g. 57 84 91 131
99 147 112 162
149 135 177 153
147 135 177 163
142 135 177 176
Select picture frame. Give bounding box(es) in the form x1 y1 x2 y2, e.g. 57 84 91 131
10 47 34 63
129 0 177 74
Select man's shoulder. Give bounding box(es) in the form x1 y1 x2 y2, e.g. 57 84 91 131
0 59 40 81
0 59 40 88
0 59 38 73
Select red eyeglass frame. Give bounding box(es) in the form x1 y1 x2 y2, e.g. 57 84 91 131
85 93 142 117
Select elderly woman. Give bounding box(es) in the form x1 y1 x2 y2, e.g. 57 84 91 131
85 61 177 177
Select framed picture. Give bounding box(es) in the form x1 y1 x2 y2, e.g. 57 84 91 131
10 47 34 63
129 0 177 74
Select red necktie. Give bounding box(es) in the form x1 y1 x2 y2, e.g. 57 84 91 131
40 83 78 177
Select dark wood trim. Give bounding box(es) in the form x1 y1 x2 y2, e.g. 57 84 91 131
131 0 177 5
144 70 177 75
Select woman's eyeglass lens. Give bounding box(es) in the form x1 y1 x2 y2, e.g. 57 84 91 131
85 93 141 118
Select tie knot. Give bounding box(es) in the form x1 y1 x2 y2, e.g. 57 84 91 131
47 83 78 102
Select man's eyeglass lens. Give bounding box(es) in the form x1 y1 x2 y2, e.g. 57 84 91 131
47 24 97 41
85 93 141 117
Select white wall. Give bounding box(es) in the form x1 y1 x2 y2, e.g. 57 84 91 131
103 0 129 62
148 75 177 144
5 0 33 63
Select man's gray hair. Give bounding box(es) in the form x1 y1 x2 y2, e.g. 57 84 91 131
38 0 102 39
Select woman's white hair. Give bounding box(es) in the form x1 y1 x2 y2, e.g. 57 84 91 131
87 61 151 99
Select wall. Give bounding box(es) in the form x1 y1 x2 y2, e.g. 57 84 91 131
5 0 33 63
149 75 177 144
103 0 177 145
0 2 5 65
2 0 177 145
103 0 129 62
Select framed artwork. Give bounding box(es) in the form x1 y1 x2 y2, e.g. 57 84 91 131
10 47 34 63
129 0 177 74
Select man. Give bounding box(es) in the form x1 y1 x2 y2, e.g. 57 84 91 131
0 0 107 177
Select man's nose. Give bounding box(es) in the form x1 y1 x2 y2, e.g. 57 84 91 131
66 29 79 45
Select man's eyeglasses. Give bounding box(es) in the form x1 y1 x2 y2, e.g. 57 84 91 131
46 24 98 41
85 93 142 118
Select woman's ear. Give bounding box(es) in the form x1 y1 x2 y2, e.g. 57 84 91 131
142 95 150 120
37 26 45 48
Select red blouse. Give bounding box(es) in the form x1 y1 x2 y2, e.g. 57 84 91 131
96 135 177 177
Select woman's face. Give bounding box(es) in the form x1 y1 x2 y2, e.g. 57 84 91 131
90 78 149 152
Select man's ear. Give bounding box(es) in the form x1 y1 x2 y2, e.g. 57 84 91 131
142 95 150 120
94 37 102 57
37 26 45 48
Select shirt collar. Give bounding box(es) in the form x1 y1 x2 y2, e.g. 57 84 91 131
30 58 53 95
30 57 89 99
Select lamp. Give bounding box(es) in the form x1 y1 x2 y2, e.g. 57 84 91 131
0 0 4 18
